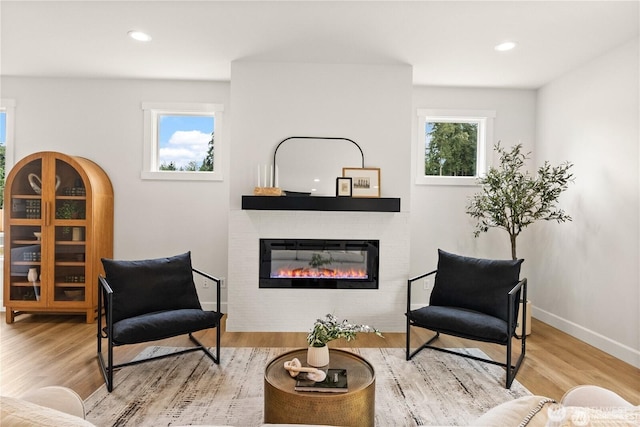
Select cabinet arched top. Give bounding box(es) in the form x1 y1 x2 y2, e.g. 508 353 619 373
7 151 113 199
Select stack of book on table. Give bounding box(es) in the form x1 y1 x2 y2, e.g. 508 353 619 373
294 369 348 393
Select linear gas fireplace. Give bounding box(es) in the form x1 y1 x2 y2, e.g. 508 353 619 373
259 239 379 289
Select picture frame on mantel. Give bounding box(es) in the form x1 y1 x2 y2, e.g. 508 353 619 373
336 177 352 197
342 167 380 198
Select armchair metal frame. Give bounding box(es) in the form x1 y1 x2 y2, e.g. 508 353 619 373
97 268 221 392
406 270 527 388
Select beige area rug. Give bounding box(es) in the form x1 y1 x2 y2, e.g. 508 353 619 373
85 347 531 426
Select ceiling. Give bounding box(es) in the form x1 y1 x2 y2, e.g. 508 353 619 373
1 1 638 89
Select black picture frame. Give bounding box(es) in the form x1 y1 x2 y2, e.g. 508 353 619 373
336 177 352 197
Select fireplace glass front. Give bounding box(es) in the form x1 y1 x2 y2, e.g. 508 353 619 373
259 239 379 289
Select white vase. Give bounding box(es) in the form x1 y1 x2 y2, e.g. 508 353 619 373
27 268 38 283
307 345 330 367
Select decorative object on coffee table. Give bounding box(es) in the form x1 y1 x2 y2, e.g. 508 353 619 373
306 314 382 367
283 357 326 382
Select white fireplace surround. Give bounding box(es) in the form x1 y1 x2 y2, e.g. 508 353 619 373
227 209 410 332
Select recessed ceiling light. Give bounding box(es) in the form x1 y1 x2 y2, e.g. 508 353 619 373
494 41 517 52
128 30 152 42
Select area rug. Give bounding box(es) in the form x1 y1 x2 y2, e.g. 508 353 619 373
85 347 531 426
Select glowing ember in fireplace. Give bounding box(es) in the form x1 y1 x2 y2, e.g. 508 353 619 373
273 267 368 279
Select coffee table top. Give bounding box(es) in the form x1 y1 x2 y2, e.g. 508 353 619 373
264 348 375 395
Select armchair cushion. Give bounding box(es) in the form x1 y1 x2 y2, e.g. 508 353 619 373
409 305 510 344
430 249 523 322
112 308 221 345
102 252 202 324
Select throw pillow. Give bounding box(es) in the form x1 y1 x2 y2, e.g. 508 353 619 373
101 252 202 323
430 249 523 321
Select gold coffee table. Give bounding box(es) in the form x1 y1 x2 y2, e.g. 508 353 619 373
264 348 375 426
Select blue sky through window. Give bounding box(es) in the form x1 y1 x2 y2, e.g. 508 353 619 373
158 115 214 169
0 112 6 145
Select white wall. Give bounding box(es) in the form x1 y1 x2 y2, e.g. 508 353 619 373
533 38 640 367
0 77 231 307
227 62 412 332
409 87 537 301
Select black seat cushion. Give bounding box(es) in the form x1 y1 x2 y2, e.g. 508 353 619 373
111 309 223 345
430 249 523 322
102 252 203 324
408 305 511 344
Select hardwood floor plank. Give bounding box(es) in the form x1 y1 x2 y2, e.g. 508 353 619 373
1 314 638 407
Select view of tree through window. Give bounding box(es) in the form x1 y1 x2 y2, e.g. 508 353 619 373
0 111 6 208
157 115 215 172
424 121 478 176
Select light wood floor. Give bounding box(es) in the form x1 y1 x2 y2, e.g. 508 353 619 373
1 314 638 405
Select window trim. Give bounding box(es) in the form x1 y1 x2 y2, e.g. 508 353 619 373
1 99 16 173
415 109 495 186
141 102 224 181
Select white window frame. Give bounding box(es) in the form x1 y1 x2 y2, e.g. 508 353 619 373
141 102 224 181
415 109 495 186
1 99 16 173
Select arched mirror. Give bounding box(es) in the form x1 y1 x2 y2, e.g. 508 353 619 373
273 137 364 196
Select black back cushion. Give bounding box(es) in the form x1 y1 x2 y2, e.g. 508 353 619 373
430 249 523 321
102 252 202 324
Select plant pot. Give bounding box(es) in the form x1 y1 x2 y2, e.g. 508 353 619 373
307 345 330 367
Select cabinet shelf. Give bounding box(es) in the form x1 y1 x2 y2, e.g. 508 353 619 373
13 240 42 245
10 282 42 288
55 261 85 267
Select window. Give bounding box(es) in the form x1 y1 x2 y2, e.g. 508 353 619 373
1 99 16 209
142 102 224 181
416 109 495 186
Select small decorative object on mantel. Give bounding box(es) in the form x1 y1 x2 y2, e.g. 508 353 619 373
254 163 282 196
306 313 383 367
336 177 352 197
253 187 282 196
342 167 381 198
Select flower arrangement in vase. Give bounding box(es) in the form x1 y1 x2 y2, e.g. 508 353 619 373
306 314 383 367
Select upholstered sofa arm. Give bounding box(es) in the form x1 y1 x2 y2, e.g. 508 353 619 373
1 386 95 427
474 392 639 426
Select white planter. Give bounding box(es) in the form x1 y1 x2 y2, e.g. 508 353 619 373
307 345 330 367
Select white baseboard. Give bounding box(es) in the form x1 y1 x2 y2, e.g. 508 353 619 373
533 306 640 369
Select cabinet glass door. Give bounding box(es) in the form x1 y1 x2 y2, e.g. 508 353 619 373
53 159 87 302
7 158 44 302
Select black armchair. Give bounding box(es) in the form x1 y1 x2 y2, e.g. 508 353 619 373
406 249 527 388
97 252 223 392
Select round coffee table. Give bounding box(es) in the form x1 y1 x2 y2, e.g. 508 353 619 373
264 348 375 426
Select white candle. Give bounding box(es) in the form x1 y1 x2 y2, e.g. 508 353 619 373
270 165 273 187
263 165 267 188
275 165 279 188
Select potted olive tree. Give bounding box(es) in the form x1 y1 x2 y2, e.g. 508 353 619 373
466 143 574 335
466 143 574 260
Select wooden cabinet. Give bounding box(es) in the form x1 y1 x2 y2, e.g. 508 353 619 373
3 152 113 323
